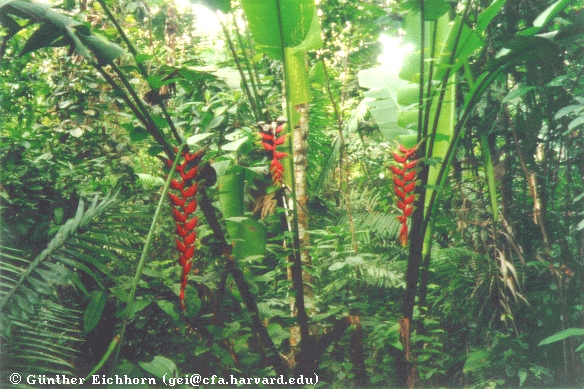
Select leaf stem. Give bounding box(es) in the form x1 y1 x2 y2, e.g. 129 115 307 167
217 13 261 121
95 0 181 144
111 144 185 372
274 0 310 343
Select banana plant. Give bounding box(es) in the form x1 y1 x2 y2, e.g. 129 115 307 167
240 0 323 345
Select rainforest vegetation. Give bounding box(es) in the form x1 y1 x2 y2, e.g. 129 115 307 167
1 0 584 387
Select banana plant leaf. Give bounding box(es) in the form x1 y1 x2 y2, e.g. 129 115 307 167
241 0 316 60
1 0 124 66
217 170 266 260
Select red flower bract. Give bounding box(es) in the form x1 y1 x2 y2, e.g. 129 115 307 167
392 145 418 247
259 118 287 184
166 148 204 310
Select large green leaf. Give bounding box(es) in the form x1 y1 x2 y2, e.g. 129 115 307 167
21 22 65 55
204 0 231 13
435 18 484 80
241 0 314 59
83 290 107 334
425 79 455 211
400 0 450 21
217 171 245 241
357 67 411 140
285 49 311 107
480 133 498 222
2 0 124 65
538 328 584 346
138 356 178 379
233 218 267 260
217 171 266 260
76 30 125 67
476 0 506 34
519 0 574 37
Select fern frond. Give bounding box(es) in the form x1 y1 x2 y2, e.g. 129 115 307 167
360 257 407 289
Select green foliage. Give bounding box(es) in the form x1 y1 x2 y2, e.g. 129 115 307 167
1 0 584 387
0 193 120 385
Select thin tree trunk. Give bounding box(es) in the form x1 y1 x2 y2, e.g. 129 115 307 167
287 103 313 363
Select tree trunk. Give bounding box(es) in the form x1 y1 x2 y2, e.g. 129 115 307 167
287 102 314 362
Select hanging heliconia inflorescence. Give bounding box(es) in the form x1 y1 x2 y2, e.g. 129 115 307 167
166 147 204 310
258 117 287 184
391 145 418 247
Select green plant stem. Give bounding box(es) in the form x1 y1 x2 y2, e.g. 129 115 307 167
218 14 261 121
426 1 471 161
78 335 120 386
234 18 264 118
422 67 502 232
274 0 310 343
242 18 269 120
111 144 185 372
97 67 175 159
422 20 438 144
108 63 181 147
416 0 425 144
95 0 181 144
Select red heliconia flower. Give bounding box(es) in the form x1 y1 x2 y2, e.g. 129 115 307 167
392 144 418 247
258 118 287 184
166 148 204 310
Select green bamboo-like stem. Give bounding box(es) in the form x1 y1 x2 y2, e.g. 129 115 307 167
416 0 426 145
78 335 120 385
421 20 438 144
242 18 269 120
423 67 503 231
111 144 185 372
274 0 310 343
234 17 264 119
218 14 261 121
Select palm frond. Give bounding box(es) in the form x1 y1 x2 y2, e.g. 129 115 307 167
2 301 83 373
0 191 120 384
0 191 117 315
